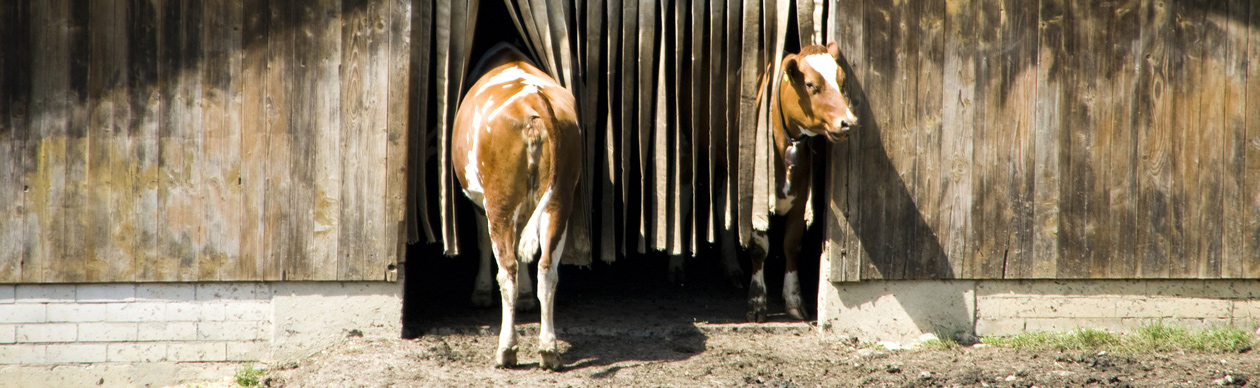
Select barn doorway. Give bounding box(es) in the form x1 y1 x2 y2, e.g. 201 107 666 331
401 0 824 338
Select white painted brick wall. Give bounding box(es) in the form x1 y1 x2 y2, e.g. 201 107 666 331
0 281 400 366
168 342 226 362
45 344 107 363
106 302 165 322
106 343 167 363
0 325 14 344
76 285 135 303
137 322 198 342
16 323 77 343
14 285 75 303
0 304 46 323
0 344 45 363
0 285 14 304
47 304 107 323
78 323 138 342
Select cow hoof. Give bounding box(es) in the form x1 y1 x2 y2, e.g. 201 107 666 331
516 294 537 311
495 347 518 368
539 350 562 371
470 290 495 308
747 308 768 323
786 306 811 321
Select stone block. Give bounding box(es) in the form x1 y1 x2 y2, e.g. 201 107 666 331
45 344 107 364
0 344 45 364
106 343 167 363
168 342 226 362
16 323 77 343
137 322 197 341
225 301 271 322
77 322 138 342
198 321 265 341
196 283 267 301
75 285 135 303
105 302 165 322
13 285 74 304
136 284 196 301
0 325 12 344
226 341 269 361
46 304 107 323
0 304 45 324
0 286 13 304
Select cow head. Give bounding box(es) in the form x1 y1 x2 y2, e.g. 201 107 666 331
778 42 858 141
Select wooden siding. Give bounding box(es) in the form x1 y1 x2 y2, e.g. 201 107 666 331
0 0 410 283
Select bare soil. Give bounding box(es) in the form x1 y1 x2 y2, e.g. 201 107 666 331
259 254 1259 388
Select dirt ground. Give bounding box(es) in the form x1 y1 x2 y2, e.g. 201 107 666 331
265 328 1257 388
255 255 1259 388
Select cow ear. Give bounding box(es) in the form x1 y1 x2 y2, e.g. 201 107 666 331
826 41 840 60
783 55 801 82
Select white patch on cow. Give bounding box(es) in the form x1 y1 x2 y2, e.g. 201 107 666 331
464 115 485 208
803 54 841 93
476 66 552 96
750 268 767 303
797 125 817 137
783 271 803 312
774 195 797 215
489 84 540 120
516 188 553 263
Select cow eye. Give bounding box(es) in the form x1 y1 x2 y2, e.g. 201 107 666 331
804 82 817 93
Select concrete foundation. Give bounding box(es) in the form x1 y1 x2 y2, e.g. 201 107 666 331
817 274 1260 346
0 281 400 388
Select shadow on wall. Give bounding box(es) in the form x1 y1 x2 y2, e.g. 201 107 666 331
825 51 973 338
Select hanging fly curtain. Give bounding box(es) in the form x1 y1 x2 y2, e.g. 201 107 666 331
409 0 841 264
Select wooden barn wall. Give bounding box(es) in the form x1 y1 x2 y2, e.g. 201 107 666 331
417 0 1259 281
824 0 1260 281
0 0 412 283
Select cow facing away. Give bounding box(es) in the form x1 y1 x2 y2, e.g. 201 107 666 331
452 43 582 370
747 42 858 322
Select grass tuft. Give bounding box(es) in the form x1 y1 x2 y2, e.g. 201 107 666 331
235 364 264 388
981 321 1256 354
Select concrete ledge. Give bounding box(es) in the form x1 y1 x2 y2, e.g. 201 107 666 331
818 278 1260 345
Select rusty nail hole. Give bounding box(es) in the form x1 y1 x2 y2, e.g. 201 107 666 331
387 263 397 271
24 185 29 192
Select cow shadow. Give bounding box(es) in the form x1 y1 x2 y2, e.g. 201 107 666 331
822 52 974 339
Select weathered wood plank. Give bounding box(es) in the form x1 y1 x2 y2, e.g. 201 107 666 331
360 0 392 279
1001 0 1041 279
1094 0 1142 279
707 0 725 246
652 0 671 252
386 0 410 279
858 0 899 279
1052 0 1090 279
1031 0 1066 279
155 0 206 282
1193 2 1228 279
434 0 456 256
603 0 621 261
912 0 946 279
724 0 741 246
830 0 866 282
670 0 688 255
1221 0 1250 278
129 0 163 282
59 0 90 283
583 0 606 259
0 0 32 283
620 0 639 253
1134 0 1174 278
262 0 294 279
635 0 655 253
238 0 270 280
1168 2 1202 278
200 0 244 281
690 0 710 247
280 0 314 281
889 0 919 278
970 0 1006 279
87 0 132 281
406 0 434 243
299 0 342 281
734 0 759 248
1244 0 1260 279
340 0 370 279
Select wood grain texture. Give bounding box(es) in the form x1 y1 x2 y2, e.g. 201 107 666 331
1220 0 1249 278
734 0 759 247
912 0 946 279
407 0 434 244
1245 1 1260 278
1031 0 1066 279
238 0 270 280
200 0 243 281
61 0 90 283
262 0 294 279
1099 0 1141 279
299 0 341 281
340 0 370 280
636 0 655 253
0 0 32 283
835 0 866 282
386 0 410 279
1134 0 1175 278
1193 1 1227 279
1168 1 1201 278
603 0 622 261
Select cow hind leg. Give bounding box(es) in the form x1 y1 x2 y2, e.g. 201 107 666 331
536 206 569 371
471 215 496 308
488 226 521 368
747 230 770 323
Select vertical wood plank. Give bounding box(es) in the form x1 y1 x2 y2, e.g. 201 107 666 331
912 0 945 278
636 0 655 253
238 0 270 280
1221 0 1250 278
88 0 134 282
361 0 391 279
583 0 606 259
1052 0 1089 279
690 0 710 247
652 0 671 252
27 0 67 284
724 0 741 246
620 0 638 253
603 0 621 261
1168 1 1202 278
707 0 725 246
1194 2 1227 279
1134 0 1174 278
1031 0 1066 279
670 0 688 255
734 0 759 247
833 0 866 282
130 0 163 282
940 0 976 278
1244 0 1260 278
305 0 343 280
280 0 315 281
0 0 33 283
1002 0 1043 279
1099 0 1142 279
406 0 434 243
156 0 206 281
385 0 410 278
858 0 899 279
262 0 293 279
201 0 244 281
341 0 370 279
60 0 90 283
970 0 1005 279
85 0 114 281
890 0 920 278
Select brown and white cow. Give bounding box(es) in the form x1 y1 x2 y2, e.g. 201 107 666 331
452 43 582 370
746 42 858 322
